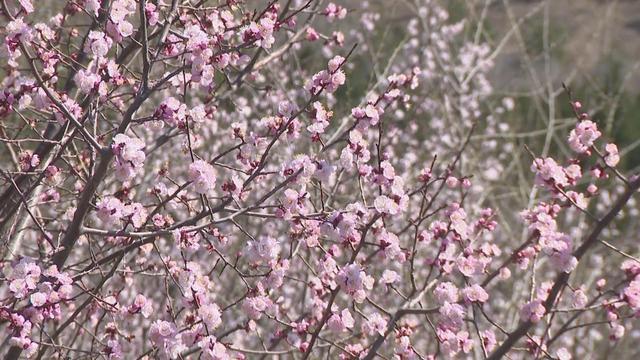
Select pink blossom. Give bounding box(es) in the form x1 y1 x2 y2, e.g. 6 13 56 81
242 17 276 49
198 303 222 330
7 17 31 37
521 300 546 323
434 282 459 304
18 151 39 171
377 230 404 261
307 101 331 136
85 31 112 57
456 255 484 277
306 56 347 94
149 321 176 341
439 302 465 330
188 160 217 194
374 195 401 215
461 284 489 303
18 0 34 13
445 176 459 188
622 260 640 278
568 120 601 153
306 27 320 41
337 264 374 303
328 56 345 72
548 248 577 273
112 20 133 39
111 134 146 181
531 157 569 188
85 0 101 16
571 288 588 308
381 269 400 284
105 339 123 359
481 330 497 352
604 143 620 167
242 296 271 320
362 312 387 336
74 68 101 94
244 236 280 267
125 202 147 228
145 3 160 26
131 294 153 318
623 278 640 310
327 308 355 332
437 328 461 356
96 197 125 225
198 336 230 360
2 3 638 358
324 3 347 21
149 320 185 357
29 292 47 307
155 97 187 127
449 205 469 239
173 228 201 250
109 0 133 22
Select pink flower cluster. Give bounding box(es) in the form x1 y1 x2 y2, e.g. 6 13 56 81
18 151 39 171
188 160 217 194
568 120 601 154
336 263 375 303
85 31 113 58
521 299 546 323
324 3 347 21
155 97 187 127
604 143 620 167
307 101 332 139
327 308 355 332
96 197 148 228
531 157 581 190
521 203 578 273
3 1 640 359
306 56 347 95
2 260 73 356
244 236 280 267
243 18 277 49
74 58 123 96
106 0 137 42
622 261 640 311
111 133 146 182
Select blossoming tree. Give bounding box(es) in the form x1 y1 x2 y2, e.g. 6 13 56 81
1 0 639 359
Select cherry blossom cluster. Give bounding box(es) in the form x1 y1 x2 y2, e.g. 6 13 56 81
111 134 146 182
508 98 640 357
1 258 73 357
